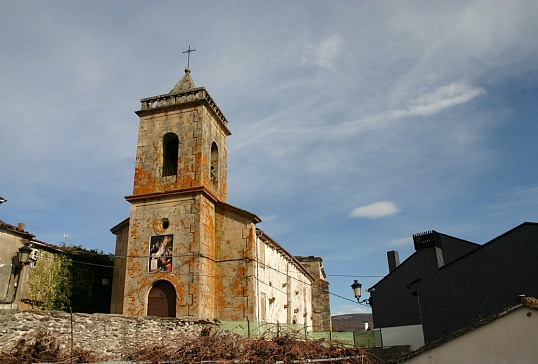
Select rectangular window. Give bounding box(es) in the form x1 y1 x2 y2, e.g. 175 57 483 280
260 292 267 322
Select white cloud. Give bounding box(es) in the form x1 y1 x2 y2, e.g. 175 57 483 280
393 81 487 118
349 202 400 219
2 0 538 317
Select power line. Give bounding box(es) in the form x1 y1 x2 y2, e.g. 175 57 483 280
33 247 375 307
327 274 384 278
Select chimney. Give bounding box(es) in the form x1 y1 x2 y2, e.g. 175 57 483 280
18 222 25 231
387 250 400 272
413 230 444 268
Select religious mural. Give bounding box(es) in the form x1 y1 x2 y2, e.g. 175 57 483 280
148 235 173 273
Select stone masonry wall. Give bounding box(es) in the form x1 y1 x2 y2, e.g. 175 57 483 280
294 257 331 331
0 310 218 361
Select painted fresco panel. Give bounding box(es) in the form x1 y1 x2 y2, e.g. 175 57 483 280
148 234 173 273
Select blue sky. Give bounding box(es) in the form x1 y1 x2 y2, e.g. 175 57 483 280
1 1 537 315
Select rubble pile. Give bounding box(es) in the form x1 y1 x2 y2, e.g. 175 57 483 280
0 329 373 363
129 333 373 364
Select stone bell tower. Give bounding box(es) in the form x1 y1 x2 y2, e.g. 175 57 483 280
111 68 233 318
132 68 230 200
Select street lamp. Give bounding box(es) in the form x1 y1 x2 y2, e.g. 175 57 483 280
102 274 111 286
18 245 32 266
351 280 371 306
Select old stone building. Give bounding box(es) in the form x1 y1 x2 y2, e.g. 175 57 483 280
110 69 331 331
0 220 33 309
0 216 112 312
295 256 331 331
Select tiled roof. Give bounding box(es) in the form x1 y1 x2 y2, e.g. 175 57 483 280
0 220 33 238
110 217 129 234
29 238 64 252
1 219 63 251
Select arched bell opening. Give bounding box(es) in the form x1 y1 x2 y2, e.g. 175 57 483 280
210 142 219 186
162 133 179 177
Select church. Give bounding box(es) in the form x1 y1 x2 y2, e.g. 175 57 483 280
109 67 331 331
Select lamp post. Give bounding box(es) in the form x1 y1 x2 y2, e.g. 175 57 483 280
3 245 34 305
18 245 32 266
101 275 111 286
351 280 371 306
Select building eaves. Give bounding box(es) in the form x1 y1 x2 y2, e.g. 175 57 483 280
295 256 327 279
217 201 262 224
438 221 538 271
29 239 64 253
369 251 418 290
481 221 537 247
371 230 482 290
437 232 479 247
0 220 69 253
257 229 315 282
110 217 130 235
0 220 34 240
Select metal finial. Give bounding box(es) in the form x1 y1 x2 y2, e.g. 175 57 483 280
183 46 196 69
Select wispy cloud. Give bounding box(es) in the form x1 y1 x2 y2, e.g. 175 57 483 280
393 82 487 118
2 0 538 317
349 202 400 219
303 34 343 71
327 81 487 139
485 186 538 216
388 237 411 247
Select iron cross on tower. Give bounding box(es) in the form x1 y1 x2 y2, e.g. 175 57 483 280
183 46 196 69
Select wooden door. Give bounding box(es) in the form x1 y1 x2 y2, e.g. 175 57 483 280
147 280 176 317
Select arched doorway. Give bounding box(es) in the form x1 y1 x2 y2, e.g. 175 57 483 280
147 280 176 317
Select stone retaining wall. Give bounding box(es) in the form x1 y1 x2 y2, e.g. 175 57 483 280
0 310 219 361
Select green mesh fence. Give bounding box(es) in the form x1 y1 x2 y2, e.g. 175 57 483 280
219 321 382 347
219 321 308 339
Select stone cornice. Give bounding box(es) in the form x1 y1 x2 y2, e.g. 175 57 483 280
216 201 262 224
135 87 231 136
257 229 315 283
126 188 262 224
125 186 219 204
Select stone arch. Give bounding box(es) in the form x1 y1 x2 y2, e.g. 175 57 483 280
147 280 176 317
162 133 179 177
